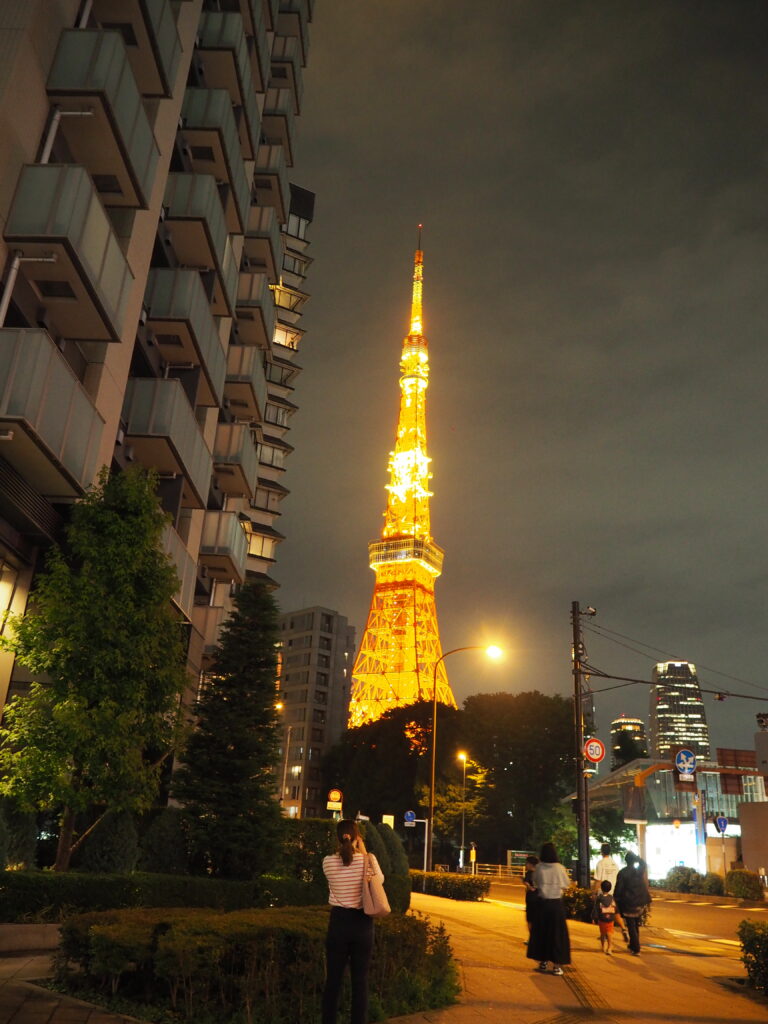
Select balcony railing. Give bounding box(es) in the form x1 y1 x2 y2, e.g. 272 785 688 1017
277 0 310 66
244 204 282 282
144 268 226 407
181 88 250 233
92 0 181 97
262 88 296 167
225 343 268 421
199 510 248 582
47 30 160 209
4 164 134 341
213 422 259 497
162 522 196 621
122 377 212 508
236 271 275 348
270 34 303 113
253 144 290 222
163 173 238 316
0 328 104 497
197 11 261 160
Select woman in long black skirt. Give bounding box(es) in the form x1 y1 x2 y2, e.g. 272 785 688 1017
525 842 571 975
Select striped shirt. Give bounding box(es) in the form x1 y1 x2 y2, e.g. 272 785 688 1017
323 852 384 909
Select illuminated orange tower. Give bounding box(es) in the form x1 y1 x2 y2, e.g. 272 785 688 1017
348 233 456 727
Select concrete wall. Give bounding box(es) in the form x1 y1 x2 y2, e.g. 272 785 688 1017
738 801 768 874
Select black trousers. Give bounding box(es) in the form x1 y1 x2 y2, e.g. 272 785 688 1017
625 914 641 953
322 906 374 1024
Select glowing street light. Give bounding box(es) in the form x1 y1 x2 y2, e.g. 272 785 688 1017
427 645 504 871
458 751 468 869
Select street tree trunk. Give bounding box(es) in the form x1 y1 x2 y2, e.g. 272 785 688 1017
54 806 76 872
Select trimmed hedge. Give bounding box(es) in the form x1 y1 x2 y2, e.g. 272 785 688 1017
411 870 490 901
0 871 326 923
56 905 460 1022
726 870 764 902
738 920 768 993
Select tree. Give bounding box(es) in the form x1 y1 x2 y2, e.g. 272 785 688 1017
172 582 285 879
613 730 647 769
589 806 635 854
0 467 187 871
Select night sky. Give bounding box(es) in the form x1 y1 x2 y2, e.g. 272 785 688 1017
276 1 768 755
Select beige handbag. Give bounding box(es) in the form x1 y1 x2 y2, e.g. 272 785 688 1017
361 853 391 917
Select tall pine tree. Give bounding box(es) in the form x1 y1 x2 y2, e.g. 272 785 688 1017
173 582 285 878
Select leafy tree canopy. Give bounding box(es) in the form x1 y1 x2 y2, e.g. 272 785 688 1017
0 466 187 870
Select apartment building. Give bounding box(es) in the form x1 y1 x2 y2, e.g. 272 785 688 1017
277 607 355 818
0 0 315 709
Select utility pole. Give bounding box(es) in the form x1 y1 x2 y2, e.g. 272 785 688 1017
571 601 593 889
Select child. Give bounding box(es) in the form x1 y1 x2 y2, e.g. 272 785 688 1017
592 879 617 956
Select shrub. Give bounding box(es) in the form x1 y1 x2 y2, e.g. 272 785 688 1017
376 822 411 877
664 866 703 894
738 920 768 993
561 886 593 922
726 870 764 901
56 905 459 1022
76 813 139 875
361 822 391 876
280 818 336 888
701 872 724 896
410 870 489 901
2 801 37 869
137 808 190 875
0 805 8 871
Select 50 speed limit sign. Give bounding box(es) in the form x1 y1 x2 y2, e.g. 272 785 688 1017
583 738 606 764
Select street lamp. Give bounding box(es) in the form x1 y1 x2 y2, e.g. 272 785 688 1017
458 751 467 869
427 644 503 871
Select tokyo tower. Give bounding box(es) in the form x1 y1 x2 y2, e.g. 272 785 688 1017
348 233 456 728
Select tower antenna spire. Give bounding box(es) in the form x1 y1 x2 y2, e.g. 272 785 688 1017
410 224 424 337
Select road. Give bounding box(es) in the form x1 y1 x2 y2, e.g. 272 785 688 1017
488 880 767 946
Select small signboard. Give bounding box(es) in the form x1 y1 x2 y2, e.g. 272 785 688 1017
584 737 606 764
404 810 416 828
716 815 728 834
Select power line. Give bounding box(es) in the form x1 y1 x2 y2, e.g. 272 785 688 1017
584 664 768 704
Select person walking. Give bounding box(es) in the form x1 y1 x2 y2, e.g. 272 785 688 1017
591 879 617 956
322 819 385 1024
523 854 539 940
614 851 651 956
526 842 571 975
593 843 628 943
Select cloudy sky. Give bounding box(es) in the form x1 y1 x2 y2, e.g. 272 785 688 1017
275 0 768 753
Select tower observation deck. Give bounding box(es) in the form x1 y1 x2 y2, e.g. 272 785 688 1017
348 236 456 728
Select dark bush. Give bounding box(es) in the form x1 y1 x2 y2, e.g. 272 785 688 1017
664 866 703 894
410 870 489 901
56 905 459 1022
280 818 336 889
361 822 391 876
76 813 139 875
738 920 768 993
701 872 725 896
561 886 594 922
0 806 8 872
726 870 764 901
2 801 37 869
376 822 411 877
137 808 189 875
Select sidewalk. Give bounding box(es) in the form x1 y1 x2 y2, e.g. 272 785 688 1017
0 893 765 1023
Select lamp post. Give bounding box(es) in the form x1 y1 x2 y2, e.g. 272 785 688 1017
458 751 467 870
427 645 502 871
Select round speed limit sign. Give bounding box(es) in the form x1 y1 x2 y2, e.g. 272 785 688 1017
583 738 606 764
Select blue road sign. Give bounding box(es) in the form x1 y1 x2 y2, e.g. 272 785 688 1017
404 810 416 823
716 815 728 834
674 749 697 776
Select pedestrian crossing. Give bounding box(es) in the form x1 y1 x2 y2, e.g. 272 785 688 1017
652 897 766 911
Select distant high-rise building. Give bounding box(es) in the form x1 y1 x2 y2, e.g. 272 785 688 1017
610 715 648 770
277 607 355 818
649 661 711 760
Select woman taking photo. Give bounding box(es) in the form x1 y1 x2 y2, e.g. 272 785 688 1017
322 819 385 1024
525 841 572 975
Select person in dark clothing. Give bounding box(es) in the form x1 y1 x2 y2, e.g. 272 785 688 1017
613 851 651 955
523 855 539 939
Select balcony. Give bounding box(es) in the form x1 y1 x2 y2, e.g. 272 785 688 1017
270 34 303 113
92 0 181 98
181 88 250 234
122 377 212 508
213 422 259 497
4 165 133 341
197 11 261 160
225 344 267 421
143 269 226 407
0 328 104 498
271 279 308 324
47 30 160 209
262 88 296 167
162 523 196 621
277 0 310 66
252 144 290 223
262 0 279 31
236 271 275 348
244 205 281 283
199 510 247 582
192 602 227 656
163 173 238 316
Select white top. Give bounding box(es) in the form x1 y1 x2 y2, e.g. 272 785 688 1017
594 855 619 890
323 852 384 909
532 861 571 899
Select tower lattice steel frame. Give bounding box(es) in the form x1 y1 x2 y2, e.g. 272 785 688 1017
348 237 456 727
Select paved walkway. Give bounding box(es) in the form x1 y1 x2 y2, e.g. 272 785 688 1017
0 892 765 1023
